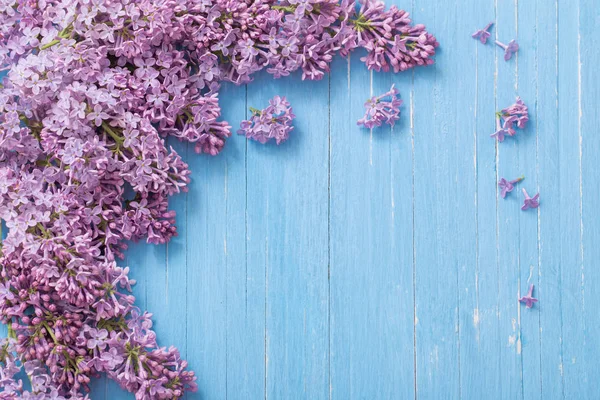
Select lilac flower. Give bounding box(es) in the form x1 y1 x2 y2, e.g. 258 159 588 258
472 22 493 44
519 284 538 308
85 328 109 350
357 84 403 129
353 1 439 73
498 175 524 198
492 97 529 141
501 97 529 130
238 96 295 145
496 39 519 61
87 104 109 127
521 189 540 210
490 116 508 142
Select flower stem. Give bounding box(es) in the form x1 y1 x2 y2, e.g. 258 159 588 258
39 39 61 50
512 175 525 183
350 14 373 32
102 122 124 144
39 25 72 50
272 5 297 13
7 324 16 340
41 321 59 344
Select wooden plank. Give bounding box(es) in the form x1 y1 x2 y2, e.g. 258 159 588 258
556 0 586 397
246 70 330 399
495 1 523 397
388 67 419 399
184 113 229 399
536 0 564 398
580 0 600 395
464 1 504 396
458 1 494 398
516 0 542 398
329 14 416 394
221 83 264 399
412 0 462 396
388 2 421 394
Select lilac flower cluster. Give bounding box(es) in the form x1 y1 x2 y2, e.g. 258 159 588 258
1 337 73 399
491 97 529 142
0 0 437 397
238 96 295 144
357 84 402 128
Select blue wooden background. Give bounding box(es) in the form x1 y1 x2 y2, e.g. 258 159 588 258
2 0 600 398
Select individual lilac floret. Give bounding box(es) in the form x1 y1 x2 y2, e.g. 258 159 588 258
472 22 493 44
521 188 540 210
498 175 524 198
357 84 403 129
491 116 508 142
238 96 295 145
519 284 538 308
495 39 519 61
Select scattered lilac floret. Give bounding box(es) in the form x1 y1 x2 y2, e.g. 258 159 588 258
501 97 529 130
521 188 540 210
519 284 538 308
491 116 508 142
492 97 529 142
472 22 493 44
495 39 519 61
238 96 295 145
357 84 403 129
498 175 524 198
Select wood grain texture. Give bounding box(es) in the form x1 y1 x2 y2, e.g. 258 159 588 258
1 0 599 398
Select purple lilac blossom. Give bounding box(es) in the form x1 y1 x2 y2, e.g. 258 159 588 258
238 96 295 145
0 0 438 398
519 284 538 308
501 97 529 130
490 116 508 142
498 175 524 198
495 39 519 61
357 84 403 128
492 97 529 141
472 22 493 44
521 188 540 210
353 0 439 73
